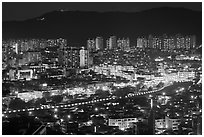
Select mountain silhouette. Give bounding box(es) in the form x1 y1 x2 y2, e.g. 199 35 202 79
3 7 202 46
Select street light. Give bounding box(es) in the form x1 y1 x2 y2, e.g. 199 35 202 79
54 108 58 112
54 114 58 118
162 92 166 96
67 115 71 119
67 115 71 123
94 107 99 112
42 83 47 87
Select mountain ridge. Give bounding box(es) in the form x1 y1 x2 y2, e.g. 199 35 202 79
3 7 202 46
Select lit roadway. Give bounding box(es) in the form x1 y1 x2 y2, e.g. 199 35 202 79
3 83 171 115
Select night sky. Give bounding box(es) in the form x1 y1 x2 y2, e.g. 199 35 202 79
3 2 202 21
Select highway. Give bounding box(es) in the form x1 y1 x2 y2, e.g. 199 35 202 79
3 83 171 114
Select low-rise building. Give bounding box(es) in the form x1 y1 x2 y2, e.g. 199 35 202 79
155 116 180 132
17 69 33 80
109 117 138 130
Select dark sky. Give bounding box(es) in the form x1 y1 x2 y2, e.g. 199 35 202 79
3 2 202 21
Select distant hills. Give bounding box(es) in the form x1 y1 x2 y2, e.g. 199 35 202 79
2 7 202 46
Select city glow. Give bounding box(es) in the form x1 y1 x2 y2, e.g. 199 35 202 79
2 14 202 135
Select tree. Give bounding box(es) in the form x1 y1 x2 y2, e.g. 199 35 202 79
34 97 46 107
92 116 106 126
95 90 110 98
43 92 51 101
156 82 164 88
148 86 153 91
51 95 63 103
9 98 26 109
113 87 133 97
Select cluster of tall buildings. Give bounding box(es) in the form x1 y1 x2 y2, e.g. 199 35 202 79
2 38 92 70
3 34 197 70
87 37 104 52
87 34 196 52
87 36 130 51
62 46 92 69
137 34 196 50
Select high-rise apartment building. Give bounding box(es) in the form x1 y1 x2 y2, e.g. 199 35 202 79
87 39 96 52
95 37 103 50
107 36 117 49
145 34 196 50
190 35 196 49
137 38 143 48
64 47 80 69
152 37 162 49
185 36 191 50
80 47 89 68
163 35 176 50
137 37 148 48
27 52 42 64
147 35 153 48
180 37 185 49
117 38 130 50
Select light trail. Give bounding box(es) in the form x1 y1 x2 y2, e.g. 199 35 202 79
2 84 171 114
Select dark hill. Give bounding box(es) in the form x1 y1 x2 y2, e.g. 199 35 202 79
2 7 202 46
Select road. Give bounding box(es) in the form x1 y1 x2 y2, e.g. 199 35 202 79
3 83 171 114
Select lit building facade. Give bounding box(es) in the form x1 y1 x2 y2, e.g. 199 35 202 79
152 37 162 49
107 36 117 49
87 39 96 52
155 117 181 131
137 37 148 48
80 47 89 68
109 118 138 130
64 47 80 69
95 37 103 50
134 34 197 50
17 69 33 80
117 38 130 50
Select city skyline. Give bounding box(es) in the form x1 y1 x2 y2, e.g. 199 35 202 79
3 6 202 45
2 33 202 134
2 2 202 135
